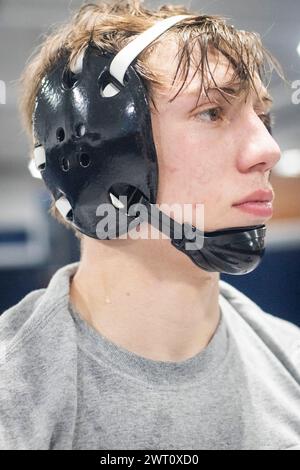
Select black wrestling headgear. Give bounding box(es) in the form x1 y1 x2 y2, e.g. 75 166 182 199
31 15 266 275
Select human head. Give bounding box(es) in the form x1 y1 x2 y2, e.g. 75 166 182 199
19 0 282 238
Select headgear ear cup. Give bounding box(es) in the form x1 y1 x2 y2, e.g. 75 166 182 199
32 15 266 275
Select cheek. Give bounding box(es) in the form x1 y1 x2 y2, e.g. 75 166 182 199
176 133 225 191
157 144 223 206
154 120 232 206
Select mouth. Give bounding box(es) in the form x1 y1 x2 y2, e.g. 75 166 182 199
233 189 274 205
232 201 273 218
232 188 274 218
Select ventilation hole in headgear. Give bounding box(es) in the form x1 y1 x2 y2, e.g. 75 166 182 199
66 210 73 222
75 123 86 138
37 162 45 171
79 153 91 168
61 157 70 172
98 69 128 98
62 68 79 89
56 127 65 142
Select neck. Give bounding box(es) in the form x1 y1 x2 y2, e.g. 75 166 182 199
69 229 221 362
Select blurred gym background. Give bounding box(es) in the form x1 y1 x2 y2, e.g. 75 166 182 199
0 0 299 325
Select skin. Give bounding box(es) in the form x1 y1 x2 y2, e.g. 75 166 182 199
69 41 281 362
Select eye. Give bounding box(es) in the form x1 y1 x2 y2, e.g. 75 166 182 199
194 107 223 122
259 112 273 135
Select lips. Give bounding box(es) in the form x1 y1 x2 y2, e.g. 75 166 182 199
233 201 273 217
233 189 274 206
232 189 274 218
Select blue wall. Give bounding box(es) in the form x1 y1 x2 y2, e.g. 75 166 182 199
221 246 300 326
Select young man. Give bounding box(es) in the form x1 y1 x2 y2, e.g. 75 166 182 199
0 0 299 450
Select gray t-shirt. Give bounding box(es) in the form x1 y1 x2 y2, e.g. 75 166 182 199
0 262 299 450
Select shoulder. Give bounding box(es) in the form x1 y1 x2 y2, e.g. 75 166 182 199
0 263 78 364
0 288 72 369
219 279 300 371
0 262 79 365
0 288 46 347
0 263 79 449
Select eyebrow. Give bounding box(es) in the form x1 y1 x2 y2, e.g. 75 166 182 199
180 85 273 105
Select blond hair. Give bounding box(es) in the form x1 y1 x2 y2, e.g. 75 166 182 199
18 0 282 234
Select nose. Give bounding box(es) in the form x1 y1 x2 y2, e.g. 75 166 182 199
236 110 281 173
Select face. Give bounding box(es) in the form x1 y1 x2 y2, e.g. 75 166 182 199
149 42 281 232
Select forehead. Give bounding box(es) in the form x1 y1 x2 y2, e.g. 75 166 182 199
147 38 270 105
